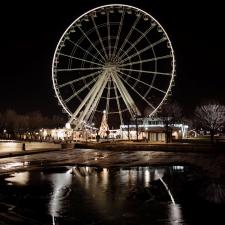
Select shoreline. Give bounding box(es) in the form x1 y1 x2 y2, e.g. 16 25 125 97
0 145 225 177
0 141 224 159
74 141 225 153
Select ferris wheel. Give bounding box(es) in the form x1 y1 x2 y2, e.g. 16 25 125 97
52 4 175 130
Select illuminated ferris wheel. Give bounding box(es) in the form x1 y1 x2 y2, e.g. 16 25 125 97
52 4 175 129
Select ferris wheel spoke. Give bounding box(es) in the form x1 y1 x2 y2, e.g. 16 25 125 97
68 39 104 64
91 17 108 60
88 92 102 125
111 72 141 117
58 53 103 67
119 55 171 67
119 68 171 76
84 86 104 124
114 16 141 60
118 70 166 94
112 80 124 125
120 37 167 64
58 70 100 88
118 25 155 61
105 78 112 118
106 10 112 59
77 26 106 62
113 39 142 67
117 73 156 111
56 67 102 72
112 9 125 58
64 77 98 103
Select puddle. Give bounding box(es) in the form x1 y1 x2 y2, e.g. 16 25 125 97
0 165 225 225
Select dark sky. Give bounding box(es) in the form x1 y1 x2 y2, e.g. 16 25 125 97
0 0 224 117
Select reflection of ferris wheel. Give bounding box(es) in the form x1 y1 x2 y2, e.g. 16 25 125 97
52 4 175 129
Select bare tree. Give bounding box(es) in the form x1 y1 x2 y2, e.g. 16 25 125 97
4 109 19 138
0 109 66 140
157 101 183 143
195 104 225 142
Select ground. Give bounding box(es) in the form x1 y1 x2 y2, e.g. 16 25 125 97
0 148 225 179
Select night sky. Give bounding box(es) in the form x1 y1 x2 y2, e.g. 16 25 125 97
0 0 224 118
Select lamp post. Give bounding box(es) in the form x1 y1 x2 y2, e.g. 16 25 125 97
127 116 130 141
135 116 138 141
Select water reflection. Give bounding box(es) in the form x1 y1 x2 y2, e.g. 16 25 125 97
156 170 176 205
0 161 29 170
2 165 225 225
48 172 72 218
5 171 29 185
67 166 184 224
169 203 183 224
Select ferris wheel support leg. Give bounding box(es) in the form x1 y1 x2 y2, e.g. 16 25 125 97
67 71 108 126
83 77 110 123
111 72 141 117
105 79 112 119
111 76 132 117
75 73 110 129
113 83 124 125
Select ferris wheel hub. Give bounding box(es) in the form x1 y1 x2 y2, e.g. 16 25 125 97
103 62 118 74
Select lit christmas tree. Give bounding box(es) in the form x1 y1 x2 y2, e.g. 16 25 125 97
99 110 109 138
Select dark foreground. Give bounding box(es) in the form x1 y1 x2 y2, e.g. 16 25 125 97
0 148 225 225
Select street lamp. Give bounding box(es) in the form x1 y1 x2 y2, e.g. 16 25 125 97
135 115 138 141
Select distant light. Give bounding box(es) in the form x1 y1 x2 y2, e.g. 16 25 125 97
43 130 47 137
65 123 71 129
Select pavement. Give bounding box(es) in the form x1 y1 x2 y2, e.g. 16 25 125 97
0 147 62 158
0 141 68 158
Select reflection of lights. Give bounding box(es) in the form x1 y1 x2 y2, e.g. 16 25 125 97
144 168 150 187
160 176 175 205
49 171 72 218
5 172 29 185
154 168 165 179
85 166 90 173
172 166 184 171
155 169 175 205
71 167 82 179
94 153 105 161
1 161 29 170
168 203 183 224
120 168 137 185
101 168 108 186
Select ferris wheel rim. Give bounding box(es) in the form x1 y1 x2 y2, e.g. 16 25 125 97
52 4 176 127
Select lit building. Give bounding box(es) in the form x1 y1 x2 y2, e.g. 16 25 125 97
120 117 188 142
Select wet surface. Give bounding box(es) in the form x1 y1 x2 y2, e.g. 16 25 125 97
0 148 225 224
0 148 225 177
0 165 225 225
